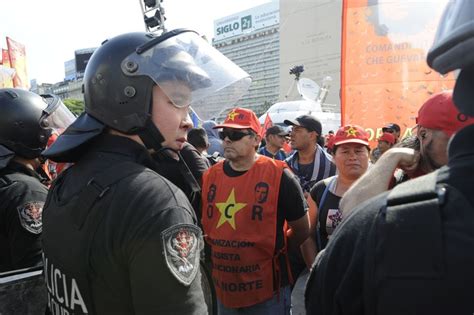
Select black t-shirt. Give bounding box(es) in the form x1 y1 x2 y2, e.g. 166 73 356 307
0 162 47 272
222 160 307 287
42 134 207 314
305 124 474 315
310 177 342 250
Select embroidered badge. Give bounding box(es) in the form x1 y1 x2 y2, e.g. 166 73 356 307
162 224 202 286
17 201 44 234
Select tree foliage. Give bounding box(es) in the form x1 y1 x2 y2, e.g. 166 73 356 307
63 99 85 116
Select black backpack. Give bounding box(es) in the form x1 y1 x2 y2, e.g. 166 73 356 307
363 170 474 315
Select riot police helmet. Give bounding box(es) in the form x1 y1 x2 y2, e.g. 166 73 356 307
0 88 75 168
44 29 251 161
427 0 474 115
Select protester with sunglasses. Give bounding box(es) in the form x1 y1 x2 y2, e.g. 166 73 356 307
258 125 290 161
201 107 309 315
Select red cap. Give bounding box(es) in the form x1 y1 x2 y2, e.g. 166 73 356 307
416 91 474 136
378 132 396 145
326 134 335 150
213 107 261 134
332 125 369 147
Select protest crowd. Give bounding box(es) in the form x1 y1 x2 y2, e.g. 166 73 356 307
1 1 474 314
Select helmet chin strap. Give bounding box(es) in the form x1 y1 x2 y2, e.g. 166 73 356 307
0 145 15 170
138 117 166 153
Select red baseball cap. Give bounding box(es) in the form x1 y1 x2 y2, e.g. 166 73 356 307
378 132 396 145
416 91 474 136
325 134 335 150
213 107 261 134
332 125 369 147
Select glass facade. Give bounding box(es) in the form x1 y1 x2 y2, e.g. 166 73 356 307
213 26 280 118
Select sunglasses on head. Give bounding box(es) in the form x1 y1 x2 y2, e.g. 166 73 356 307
219 129 254 141
383 129 394 133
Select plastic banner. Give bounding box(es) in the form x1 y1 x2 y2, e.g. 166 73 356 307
341 0 455 143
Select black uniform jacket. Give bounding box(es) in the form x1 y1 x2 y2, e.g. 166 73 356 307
42 134 207 315
305 124 474 315
0 161 47 272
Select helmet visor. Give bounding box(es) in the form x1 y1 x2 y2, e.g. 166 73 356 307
122 30 251 121
427 0 474 73
41 94 77 134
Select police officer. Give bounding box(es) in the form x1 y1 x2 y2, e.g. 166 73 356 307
41 29 250 314
305 1 474 314
0 89 73 272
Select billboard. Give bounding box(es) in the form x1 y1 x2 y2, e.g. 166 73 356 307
214 1 279 41
341 0 455 142
74 48 95 77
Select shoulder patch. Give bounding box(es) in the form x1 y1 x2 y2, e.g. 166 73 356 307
17 201 44 234
162 224 202 286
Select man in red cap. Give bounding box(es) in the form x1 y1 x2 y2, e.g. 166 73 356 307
341 90 473 215
201 107 309 314
415 90 473 170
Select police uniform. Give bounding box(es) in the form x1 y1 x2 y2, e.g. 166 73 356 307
0 161 47 272
42 134 207 314
305 124 474 314
41 28 252 315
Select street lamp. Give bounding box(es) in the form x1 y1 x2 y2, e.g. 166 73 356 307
138 0 166 33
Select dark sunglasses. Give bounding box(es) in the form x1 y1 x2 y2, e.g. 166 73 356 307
219 130 254 141
384 129 394 133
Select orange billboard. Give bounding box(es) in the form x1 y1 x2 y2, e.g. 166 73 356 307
6 37 29 89
341 0 455 143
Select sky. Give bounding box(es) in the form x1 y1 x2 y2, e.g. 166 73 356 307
0 0 272 84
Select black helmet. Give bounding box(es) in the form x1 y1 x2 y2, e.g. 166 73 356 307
427 0 474 116
44 29 251 161
0 89 74 167
83 32 157 135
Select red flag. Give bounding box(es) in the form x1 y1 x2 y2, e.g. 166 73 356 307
282 139 292 154
6 37 29 89
260 113 273 137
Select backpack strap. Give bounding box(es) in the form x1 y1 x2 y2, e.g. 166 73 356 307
72 161 146 230
382 170 445 276
0 174 15 187
65 161 148 313
315 176 337 251
364 171 446 315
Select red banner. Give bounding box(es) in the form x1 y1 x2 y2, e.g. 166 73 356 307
6 37 29 89
341 0 454 144
260 113 273 138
